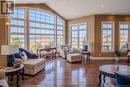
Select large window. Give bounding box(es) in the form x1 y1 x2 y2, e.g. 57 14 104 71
71 24 87 48
119 22 129 48
101 22 114 51
9 8 65 52
29 8 55 52
57 17 65 47
9 8 25 48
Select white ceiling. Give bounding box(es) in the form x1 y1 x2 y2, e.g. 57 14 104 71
15 0 130 20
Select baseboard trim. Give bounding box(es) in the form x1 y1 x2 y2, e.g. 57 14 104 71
91 57 127 60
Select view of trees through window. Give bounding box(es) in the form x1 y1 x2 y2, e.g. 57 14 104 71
71 24 87 48
119 22 129 49
102 22 113 51
9 8 65 53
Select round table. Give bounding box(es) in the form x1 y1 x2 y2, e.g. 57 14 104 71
99 64 130 85
5 64 24 87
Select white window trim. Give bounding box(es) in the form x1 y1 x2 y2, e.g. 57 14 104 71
69 23 87 48
101 21 115 53
119 22 130 49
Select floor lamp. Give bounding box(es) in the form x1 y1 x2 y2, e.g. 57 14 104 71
1 45 19 67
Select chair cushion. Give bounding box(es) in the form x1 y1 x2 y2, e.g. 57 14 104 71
115 73 130 87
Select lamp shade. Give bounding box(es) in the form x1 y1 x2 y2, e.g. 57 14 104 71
1 45 19 55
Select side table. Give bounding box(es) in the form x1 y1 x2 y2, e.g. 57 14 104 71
81 51 90 62
5 64 24 87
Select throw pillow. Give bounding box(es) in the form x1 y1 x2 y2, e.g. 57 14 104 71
115 73 130 87
19 48 38 59
0 85 3 87
20 51 28 61
14 52 22 59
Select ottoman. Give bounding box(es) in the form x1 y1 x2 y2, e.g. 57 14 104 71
67 53 81 63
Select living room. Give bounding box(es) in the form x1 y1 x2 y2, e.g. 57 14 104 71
0 0 130 87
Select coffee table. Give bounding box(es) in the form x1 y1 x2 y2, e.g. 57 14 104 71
99 64 130 86
5 64 24 87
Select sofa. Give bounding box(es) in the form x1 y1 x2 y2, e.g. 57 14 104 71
59 44 82 58
0 69 9 87
14 48 46 76
16 58 46 76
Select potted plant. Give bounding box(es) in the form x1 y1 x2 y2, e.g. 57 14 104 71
114 48 120 62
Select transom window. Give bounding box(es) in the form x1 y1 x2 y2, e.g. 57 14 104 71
9 8 65 52
119 22 129 48
70 24 87 48
101 22 114 51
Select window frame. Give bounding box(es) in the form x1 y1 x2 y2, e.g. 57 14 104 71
8 8 26 48
56 16 65 47
8 7 65 52
119 22 130 49
101 21 115 52
70 23 87 48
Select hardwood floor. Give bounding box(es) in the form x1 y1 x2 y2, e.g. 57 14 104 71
9 58 129 87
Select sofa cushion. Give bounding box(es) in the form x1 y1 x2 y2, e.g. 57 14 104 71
115 73 130 87
0 85 3 87
19 48 38 59
14 53 21 59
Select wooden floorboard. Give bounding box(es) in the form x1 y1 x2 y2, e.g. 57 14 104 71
8 57 130 87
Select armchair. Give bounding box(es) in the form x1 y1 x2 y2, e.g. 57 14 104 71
59 45 70 58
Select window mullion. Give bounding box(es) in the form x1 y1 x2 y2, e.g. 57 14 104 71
25 8 29 50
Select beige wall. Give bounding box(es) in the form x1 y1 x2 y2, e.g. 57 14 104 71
68 16 95 55
0 17 8 67
94 15 130 57
68 15 130 57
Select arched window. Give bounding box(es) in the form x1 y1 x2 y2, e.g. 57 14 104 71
9 8 65 52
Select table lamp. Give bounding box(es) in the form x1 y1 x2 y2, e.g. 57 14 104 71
1 45 19 67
